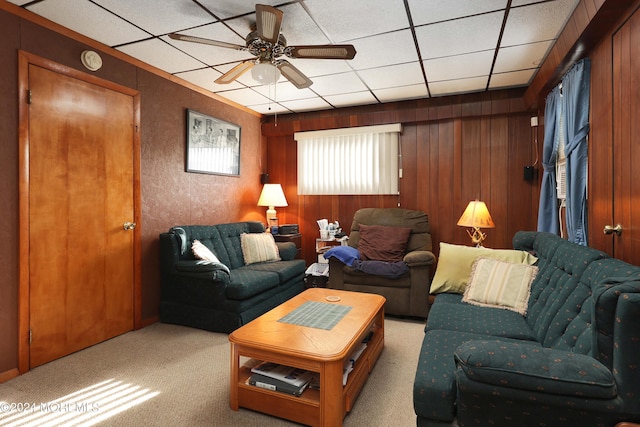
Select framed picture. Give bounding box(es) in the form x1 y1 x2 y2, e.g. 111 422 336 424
186 109 241 176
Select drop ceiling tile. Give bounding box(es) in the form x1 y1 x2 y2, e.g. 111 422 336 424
252 82 317 102
424 50 494 82
117 39 204 74
358 62 424 90
214 87 271 106
196 0 282 20
279 97 333 113
408 0 507 26
223 3 330 47
502 0 580 46
493 41 552 73
27 0 150 46
324 91 378 108
304 0 409 42
416 11 504 60
430 76 489 96
162 23 252 66
245 102 291 115
7 0 32 5
489 69 536 89
350 30 418 70
373 84 429 102
93 0 214 36
175 68 245 92
307 72 368 97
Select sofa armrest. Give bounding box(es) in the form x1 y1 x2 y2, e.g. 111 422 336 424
454 340 616 399
174 260 231 282
276 241 297 261
404 250 436 267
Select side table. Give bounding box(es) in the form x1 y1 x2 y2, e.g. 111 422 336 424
274 233 302 259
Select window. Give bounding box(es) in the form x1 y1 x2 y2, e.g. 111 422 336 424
295 124 401 195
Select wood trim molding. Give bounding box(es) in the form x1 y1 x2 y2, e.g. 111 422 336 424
1 1 261 118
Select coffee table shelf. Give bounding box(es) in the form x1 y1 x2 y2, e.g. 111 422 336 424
229 288 385 427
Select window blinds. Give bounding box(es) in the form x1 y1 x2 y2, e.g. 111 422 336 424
295 124 401 195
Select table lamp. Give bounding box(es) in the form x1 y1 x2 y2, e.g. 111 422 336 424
257 183 288 229
457 200 495 247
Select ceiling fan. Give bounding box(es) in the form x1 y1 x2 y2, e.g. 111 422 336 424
169 4 356 89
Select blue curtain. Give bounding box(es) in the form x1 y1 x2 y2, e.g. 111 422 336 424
537 86 561 234
561 58 590 245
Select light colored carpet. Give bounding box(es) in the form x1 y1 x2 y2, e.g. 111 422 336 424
0 317 426 427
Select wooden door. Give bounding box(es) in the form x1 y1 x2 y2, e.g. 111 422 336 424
611 10 640 265
25 61 137 367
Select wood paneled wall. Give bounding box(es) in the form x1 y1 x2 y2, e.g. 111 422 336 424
263 90 541 265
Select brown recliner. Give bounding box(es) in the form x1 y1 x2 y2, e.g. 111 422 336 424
327 208 435 318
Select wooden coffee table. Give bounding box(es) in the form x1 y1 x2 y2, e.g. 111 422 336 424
229 288 385 427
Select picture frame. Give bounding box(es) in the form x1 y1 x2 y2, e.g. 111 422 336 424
186 109 241 176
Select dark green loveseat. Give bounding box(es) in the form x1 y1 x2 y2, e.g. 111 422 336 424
159 222 305 333
414 231 640 426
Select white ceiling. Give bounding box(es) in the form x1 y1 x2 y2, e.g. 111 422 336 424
9 0 580 115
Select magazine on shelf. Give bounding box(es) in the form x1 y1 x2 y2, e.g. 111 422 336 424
248 373 310 396
250 361 315 388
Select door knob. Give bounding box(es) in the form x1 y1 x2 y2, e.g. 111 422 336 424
123 222 137 231
603 224 622 236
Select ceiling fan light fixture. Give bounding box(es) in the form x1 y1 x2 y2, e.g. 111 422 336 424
252 62 281 85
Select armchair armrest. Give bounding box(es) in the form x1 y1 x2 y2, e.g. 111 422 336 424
404 250 436 267
454 340 616 399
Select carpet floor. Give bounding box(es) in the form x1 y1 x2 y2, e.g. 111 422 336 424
0 317 426 427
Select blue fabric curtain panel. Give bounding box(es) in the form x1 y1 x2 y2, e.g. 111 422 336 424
561 58 591 246
537 86 561 234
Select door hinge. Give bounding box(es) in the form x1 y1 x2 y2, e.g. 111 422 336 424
29 328 32 344
27 90 32 104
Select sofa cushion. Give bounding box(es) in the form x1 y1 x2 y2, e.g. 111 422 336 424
226 268 280 300
358 224 411 262
426 296 536 340
463 257 538 315
241 259 306 284
430 243 538 295
241 233 281 265
454 339 617 399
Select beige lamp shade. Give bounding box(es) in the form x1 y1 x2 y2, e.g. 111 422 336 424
257 184 288 225
457 200 495 246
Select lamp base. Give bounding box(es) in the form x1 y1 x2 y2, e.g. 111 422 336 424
467 227 487 247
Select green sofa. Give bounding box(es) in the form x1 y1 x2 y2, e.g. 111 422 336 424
414 231 640 426
159 222 305 333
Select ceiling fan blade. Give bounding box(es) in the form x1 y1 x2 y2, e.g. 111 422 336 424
215 61 255 84
169 33 245 51
255 4 283 45
278 60 313 89
287 44 357 60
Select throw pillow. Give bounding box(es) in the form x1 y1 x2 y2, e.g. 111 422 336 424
192 239 220 263
463 257 538 315
241 233 281 265
358 224 412 262
430 242 538 295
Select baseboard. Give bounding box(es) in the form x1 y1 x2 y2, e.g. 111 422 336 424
0 368 20 384
139 315 159 329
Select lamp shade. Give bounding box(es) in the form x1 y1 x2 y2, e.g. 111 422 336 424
457 200 495 228
257 184 288 208
251 62 281 85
